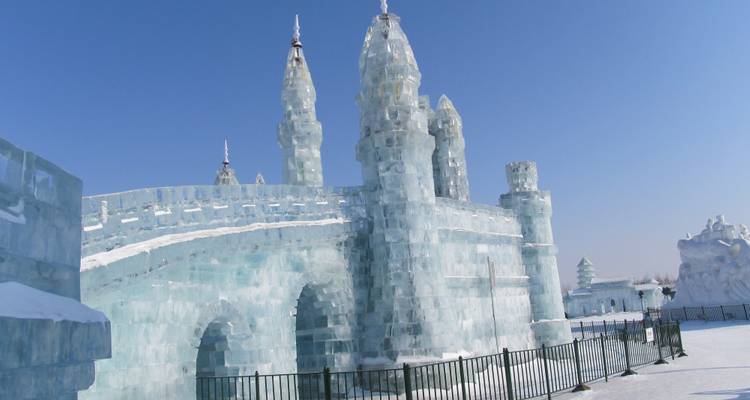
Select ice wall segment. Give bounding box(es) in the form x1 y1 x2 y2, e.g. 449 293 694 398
278 16 324 187
0 138 111 400
668 215 750 307
78 6 570 399
500 161 571 346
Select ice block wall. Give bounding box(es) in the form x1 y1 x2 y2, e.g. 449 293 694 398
0 137 111 400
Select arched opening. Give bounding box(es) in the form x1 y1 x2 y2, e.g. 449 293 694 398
295 282 356 399
195 320 242 400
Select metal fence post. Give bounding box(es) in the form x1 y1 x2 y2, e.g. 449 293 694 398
621 330 637 376
654 323 668 365
502 348 514 400
603 320 607 336
667 325 676 360
572 339 591 392
676 321 688 357
580 321 585 339
599 334 608 382
324 368 332 400
541 345 552 400
744 304 749 320
458 356 468 400
403 363 413 400
720 305 726 321
254 371 260 400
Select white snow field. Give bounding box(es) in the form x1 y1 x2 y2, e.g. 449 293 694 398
558 321 750 400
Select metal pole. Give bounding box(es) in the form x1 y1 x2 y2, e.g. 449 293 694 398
654 323 668 365
542 345 552 400
502 348 514 400
621 330 637 376
676 321 688 357
720 305 726 321
458 356 467 400
487 257 500 354
255 371 260 400
572 339 591 392
403 364 413 400
668 325 676 360
324 368 332 400
603 320 607 336
599 334 608 382
744 304 749 320
580 321 585 339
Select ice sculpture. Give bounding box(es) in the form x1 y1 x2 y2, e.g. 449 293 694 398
577 257 595 288
75 4 572 399
668 215 750 307
278 15 324 186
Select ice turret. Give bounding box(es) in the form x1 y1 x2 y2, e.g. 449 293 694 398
277 15 324 186
576 257 595 288
500 161 571 346
214 139 240 185
356 6 442 361
429 95 469 201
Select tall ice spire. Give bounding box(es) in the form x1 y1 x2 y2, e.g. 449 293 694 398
215 139 240 185
429 95 470 201
380 0 388 14
277 14 324 186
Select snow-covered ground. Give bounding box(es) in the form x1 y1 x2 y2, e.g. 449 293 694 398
557 320 750 400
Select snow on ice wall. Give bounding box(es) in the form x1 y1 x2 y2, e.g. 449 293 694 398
0 137 111 400
669 216 750 307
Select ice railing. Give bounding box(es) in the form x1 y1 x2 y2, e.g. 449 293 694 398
81 184 366 257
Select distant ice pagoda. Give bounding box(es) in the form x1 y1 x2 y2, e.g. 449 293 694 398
79 5 571 400
564 257 669 317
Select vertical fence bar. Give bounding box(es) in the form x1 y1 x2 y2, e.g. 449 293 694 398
676 321 687 357
654 323 668 365
324 368 332 400
599 334 608 382
744 304 749 320
571 339 591 392
720 305 726 321
255 372 260 400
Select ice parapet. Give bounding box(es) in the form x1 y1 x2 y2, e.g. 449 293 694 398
429 95 470 201
669 215 750 307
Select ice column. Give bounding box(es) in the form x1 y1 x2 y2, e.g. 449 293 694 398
277 15 324 186
356 11 442 361
500 161 572 346
429 95 470 201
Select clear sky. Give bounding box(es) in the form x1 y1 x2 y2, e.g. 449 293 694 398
1 0 749 287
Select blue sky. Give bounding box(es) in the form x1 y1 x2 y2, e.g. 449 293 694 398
1 0 749 286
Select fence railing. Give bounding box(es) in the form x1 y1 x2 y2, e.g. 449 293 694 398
658 304 750 322
195 322 683 400
571 318 647 340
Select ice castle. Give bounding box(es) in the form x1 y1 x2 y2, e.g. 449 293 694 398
78 4 571 399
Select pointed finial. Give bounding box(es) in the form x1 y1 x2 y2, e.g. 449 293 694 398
292 14 302 47
223 139 229 165
380 0 388 14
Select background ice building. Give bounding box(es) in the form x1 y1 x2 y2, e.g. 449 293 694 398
0 138 111 400
667 215 750 308
563 257 668 317
79 6 570 400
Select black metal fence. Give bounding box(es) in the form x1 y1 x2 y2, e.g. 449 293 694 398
196 322 683 400
571 318 647 340
659 304 750 322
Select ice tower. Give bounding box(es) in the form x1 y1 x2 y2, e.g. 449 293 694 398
356 6 443 361
429 95 469 201
576 257 595 288
214 139 240 185
500 161 571 345
278 15 324 186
